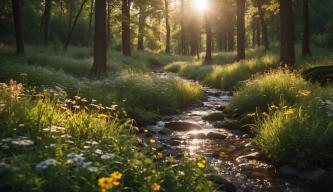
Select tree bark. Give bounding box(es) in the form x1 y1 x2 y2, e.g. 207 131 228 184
205 14 212 64
280 0 295 66
90 0 107 78
236 0 245 60
42 0 52 45
12 0 24 54
252 17 256 48
63 0 88 51
257 0 269 51
302 0 311 56
180 0 186 55
88 0 94 44
164 0 171 54
137 5 145 50
107 0 112 45
122 0 131 56
256 18 261 46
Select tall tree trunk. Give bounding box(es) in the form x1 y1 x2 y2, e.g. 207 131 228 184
252 17 256 48
137 5 145 50
236 0 245 60
164 0 171 54
256 18 261 46
205 15 212 63
180 0 186 55
88 0 94 44
107 0 112 46
42 0 52 45
122 0 131 56
302 0 311 56
68 1 74 29
63 0 88 51
280 0 295 66
12 0 24 54
257 0 269 51
90 0 107 77
227 24 235 51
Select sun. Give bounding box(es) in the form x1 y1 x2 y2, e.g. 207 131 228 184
193 0 208 12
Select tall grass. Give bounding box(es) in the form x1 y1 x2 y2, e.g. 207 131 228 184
0 62 203 125
165 54 279 89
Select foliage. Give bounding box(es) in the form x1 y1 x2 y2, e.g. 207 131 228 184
0 81 218 191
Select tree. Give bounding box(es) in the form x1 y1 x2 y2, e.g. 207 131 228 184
236 0 245 60
280 0 295 66
122 0 131 56
256 0 269 51
164 0 170 54
302 0 311 56
88 0 94 44
205 14 212 63
137 3 145 50
107 0 113 45
11 0 24 54
42 0 52 45
180 0 186 55
63 0 88 51
90 0 107 77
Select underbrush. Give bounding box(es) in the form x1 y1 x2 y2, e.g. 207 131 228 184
0 81 217 192
0 63 203 125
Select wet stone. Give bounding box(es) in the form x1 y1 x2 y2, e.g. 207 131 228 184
202 112 225 122
165 121 201 131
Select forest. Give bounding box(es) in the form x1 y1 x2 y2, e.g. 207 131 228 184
0 0 333 191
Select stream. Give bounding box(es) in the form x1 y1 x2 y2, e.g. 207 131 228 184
142 72 323 192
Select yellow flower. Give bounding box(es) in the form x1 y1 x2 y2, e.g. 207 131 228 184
150 139 156 144
297 90 311 97
197 160 206 169
98 177 112 189
152 147 157 151
157 152 163 158
111 171 123 180
151 183 161 191
144 129 149 133
98 114 108 119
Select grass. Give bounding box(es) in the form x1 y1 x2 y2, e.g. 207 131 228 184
0 46 202 125
0 81 218 191
165 50 279 90
228 69 333 168
254 90 333 168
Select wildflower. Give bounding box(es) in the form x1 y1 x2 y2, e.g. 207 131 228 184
151 183 161 191
101 153 116 160
36 159 59 169
144 129 149 133
150 139 156 144
197 160 206 169
157 152 163 159
98 114 108 119
11 139 34 146
95 149 103 155
18 124 24 127
111 171 123 180
98 177 113 189
152 147 157 151
87 166 99 172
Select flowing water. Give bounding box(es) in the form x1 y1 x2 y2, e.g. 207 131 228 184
142 72 323 192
